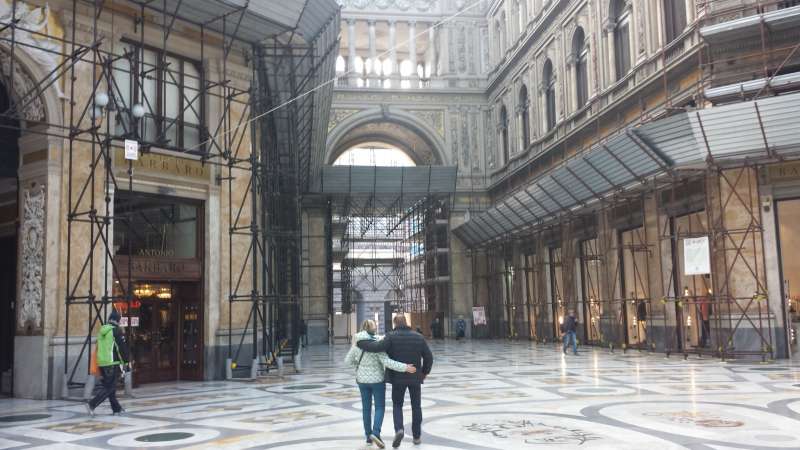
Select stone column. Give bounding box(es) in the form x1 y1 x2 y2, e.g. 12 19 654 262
388 20 398 87
347 19 357 87
368 19 378 87
426 24 436 79
409 20 418 87
15 126 62 400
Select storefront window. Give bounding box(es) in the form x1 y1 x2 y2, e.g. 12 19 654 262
114 192 199 259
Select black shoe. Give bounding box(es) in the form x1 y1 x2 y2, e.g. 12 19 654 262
392 429 404 448
413 437 421 445
84 401 95 417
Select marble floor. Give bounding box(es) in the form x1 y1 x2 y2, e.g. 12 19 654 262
2 341 800 449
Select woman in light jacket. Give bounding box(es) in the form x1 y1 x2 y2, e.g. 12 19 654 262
345 320 416 449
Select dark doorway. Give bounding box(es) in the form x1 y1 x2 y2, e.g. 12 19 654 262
0 80 20 396
123 281 203 384
113 191 205 384
776 198 800 358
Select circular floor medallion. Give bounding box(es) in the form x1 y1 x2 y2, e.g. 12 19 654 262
425 411 682 449
0 411 73 427
598 402 800 448
0 414 51 423
135 432 195 443
756 434 797 443
283 384 328 391
107 428 220 448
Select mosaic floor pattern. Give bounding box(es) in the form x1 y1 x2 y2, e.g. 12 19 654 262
1 341 800 449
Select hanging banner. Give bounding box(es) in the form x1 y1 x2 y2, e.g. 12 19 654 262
472 306 487 325
684 236 711 275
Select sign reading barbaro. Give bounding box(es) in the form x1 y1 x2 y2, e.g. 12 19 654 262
763 161 800 184
115 255 202 281
115 150 209 180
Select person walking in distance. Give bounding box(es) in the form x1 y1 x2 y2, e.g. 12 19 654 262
456 316 466 341
86 309 131 416
358 315 433 448
345 320 417 449
562 309 579 356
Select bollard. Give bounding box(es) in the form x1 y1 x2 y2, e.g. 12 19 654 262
123 368 133 397
83 375 96 400
62 376 71 399
294 347 303 373
250 358 259 379
277 356 284 377
226 358 233 380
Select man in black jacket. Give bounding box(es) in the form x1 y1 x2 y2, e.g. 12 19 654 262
357 314 433 448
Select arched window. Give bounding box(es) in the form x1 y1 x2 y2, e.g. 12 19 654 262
494 20 503 60
663 0 687 43
335 55 346 73
518 85 530 149
543 59 556 131
610 0 631 80
500 105 509 164
500 11 508 52
572 27 588 109
517 0 526 37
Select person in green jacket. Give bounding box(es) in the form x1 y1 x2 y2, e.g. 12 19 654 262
86 308 131 416
345 320 416 449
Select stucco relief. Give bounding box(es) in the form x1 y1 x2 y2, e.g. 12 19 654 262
469 110 480 173
484 108 496 169
328 108 361 132
0 1 64 100
337 0 437 11
449 112 459 166
18 185 45 334
406 109 445 138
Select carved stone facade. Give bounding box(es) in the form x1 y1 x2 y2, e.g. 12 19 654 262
17 185 45 335
337 0 438 12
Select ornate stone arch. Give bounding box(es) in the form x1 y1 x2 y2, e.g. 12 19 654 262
0 43 63 129
326 107 450 166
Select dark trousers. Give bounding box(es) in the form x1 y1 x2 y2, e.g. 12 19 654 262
89 366 122 413
392 383 422 438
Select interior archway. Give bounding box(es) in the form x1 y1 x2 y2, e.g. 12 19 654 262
325 109 447 166
0 79 20 396
333 141 416 167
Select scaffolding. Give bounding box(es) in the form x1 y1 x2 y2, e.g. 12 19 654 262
320 165 457 337
452 0 800 361
0 0 338 394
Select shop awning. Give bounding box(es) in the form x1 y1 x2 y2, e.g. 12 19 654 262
453 92 800 248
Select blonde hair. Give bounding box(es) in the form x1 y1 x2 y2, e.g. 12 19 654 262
361 319 377 334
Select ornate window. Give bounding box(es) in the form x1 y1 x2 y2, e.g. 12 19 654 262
572 27 589 109
114 42 204 152
500 11 508 53
543 59 556 132
663 0 687 43
500 105 509 164
610 0 631 80
494 19 503 60
518 85 530 149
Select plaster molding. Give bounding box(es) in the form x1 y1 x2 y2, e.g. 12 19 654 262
18 184 45 335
